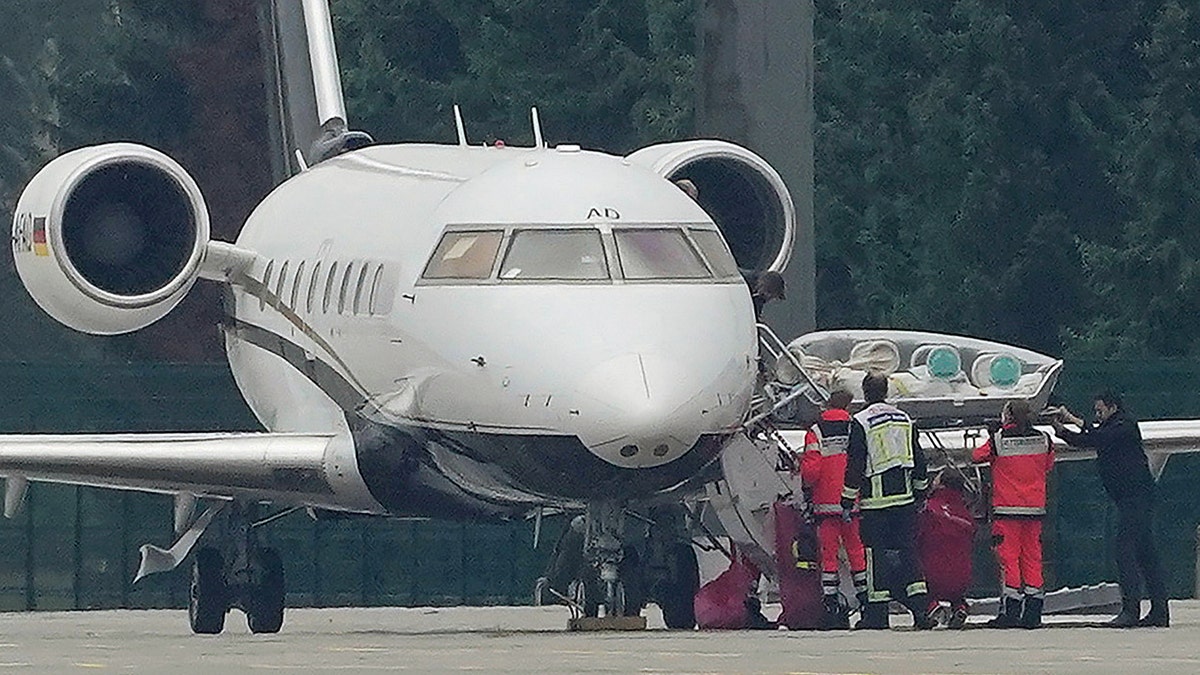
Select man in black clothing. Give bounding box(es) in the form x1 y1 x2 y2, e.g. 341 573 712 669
1051 392 1168 628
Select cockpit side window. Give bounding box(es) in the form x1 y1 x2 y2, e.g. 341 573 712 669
421 230 503 280
689 228 740 278
499 229 609 281
614 228 711 280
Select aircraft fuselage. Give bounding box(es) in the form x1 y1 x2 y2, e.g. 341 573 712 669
226 143 759 516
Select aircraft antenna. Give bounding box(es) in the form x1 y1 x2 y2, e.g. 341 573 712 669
531 107 544 149
294 149 309 172
454 105 469 147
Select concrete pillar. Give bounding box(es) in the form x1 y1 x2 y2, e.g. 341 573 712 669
696 0 815 340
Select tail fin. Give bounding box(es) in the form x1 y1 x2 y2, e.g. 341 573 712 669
260 0 371 180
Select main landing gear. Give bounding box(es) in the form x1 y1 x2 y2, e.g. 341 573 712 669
188 502 286 635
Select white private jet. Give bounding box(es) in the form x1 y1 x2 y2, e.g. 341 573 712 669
2 0 796 633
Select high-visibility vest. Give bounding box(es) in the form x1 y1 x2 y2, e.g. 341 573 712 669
848 403 924 510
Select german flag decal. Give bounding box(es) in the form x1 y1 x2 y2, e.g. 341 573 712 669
32 217 48 257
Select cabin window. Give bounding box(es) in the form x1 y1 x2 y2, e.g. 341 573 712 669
276 261 289 300
291 261 306 310
323 261 339 313
338 261 356 314
368 264 388 315
307 261 322 314
260 261 274 311
689 228 740 278
353 263 371 314
499 229 608 281
421 230 503 279
613 228 711 280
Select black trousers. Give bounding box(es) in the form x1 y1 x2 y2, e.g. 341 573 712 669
860 504 927 603
1114 498 1167 606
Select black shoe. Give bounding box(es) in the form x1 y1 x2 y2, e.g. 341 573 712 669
947 604 969 629
902 594 934 630
987 597 1022 629
820 595 850 630
855 602 890 630
1107 609 1140 628
1137 602 1170 628
1020 597 1043 629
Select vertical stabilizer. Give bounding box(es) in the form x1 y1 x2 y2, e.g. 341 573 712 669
260 0 371 180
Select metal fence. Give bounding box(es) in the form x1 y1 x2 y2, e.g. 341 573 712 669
0 359 1198 610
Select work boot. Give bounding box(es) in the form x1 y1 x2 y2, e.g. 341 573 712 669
986 597 1021 628
1020 596 1043 629
1106 599 1140 628
855 601 890 630
820 594 850 630
1137 600 1170 628
903 594 935 630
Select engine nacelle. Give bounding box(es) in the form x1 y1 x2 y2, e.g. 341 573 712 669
11 143 210 335
626 140 796 273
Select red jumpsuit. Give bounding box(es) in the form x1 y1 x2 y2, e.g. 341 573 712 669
917 484 976 611
801 409 868 601
973 424 1054 601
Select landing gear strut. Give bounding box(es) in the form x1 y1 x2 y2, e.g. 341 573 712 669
186 502 287 635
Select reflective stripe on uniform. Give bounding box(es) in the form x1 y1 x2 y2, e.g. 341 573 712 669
812 503 844 515
854 404 915 476
996 431 1052 457
905 581 927 598
994 505 1046 516
842 486 859 501
859 492 915 510
810 423 849 457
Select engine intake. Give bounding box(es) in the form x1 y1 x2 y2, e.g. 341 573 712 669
11 143 210 334
626 140 796 273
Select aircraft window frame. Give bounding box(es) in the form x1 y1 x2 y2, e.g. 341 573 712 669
353 263 371 315
421 229 504 281
368 265 385 314
612 227 713 281
338 261 356 314
291 261 306 310
276 261 290 300
497 228 610 282
260 260 274 311
687 228 740 279
323 261 339 314
307 261 323 314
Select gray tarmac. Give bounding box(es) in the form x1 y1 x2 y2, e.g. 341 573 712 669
0 601 1196 674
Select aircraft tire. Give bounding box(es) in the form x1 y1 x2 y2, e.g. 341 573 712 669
246 548 285 634
658 544 699 630
189 547 227 634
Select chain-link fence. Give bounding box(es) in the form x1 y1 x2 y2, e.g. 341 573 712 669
0 359 1198 610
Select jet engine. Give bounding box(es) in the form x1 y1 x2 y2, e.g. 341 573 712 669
627 140 796 273
11 143 210 334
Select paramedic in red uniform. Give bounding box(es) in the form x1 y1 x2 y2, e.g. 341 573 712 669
973 399 1054 628
801 389 868 628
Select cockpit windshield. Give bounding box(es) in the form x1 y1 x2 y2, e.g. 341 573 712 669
499 229 609 280
419 225 742 284
613 228 710 280
421 230 503 279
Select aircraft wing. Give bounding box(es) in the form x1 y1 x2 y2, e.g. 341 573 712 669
0 432 375 514
924 420 1200 479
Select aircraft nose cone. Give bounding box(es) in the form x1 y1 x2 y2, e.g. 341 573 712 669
571 353 710 468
